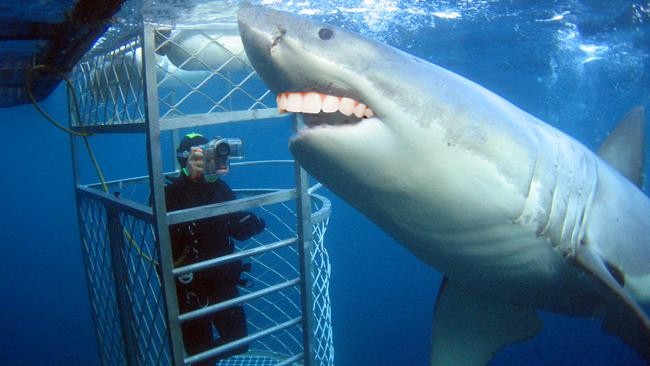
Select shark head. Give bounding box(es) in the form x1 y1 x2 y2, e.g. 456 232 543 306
238 7 536 238
237 6 398 117
238 6 415 193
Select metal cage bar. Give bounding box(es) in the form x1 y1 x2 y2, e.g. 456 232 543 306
294 114 317 366
142 23 186 366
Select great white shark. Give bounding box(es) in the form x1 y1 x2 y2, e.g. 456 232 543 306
237 7 650 364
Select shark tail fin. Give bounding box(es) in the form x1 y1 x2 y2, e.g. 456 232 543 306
597 106 646 188
430 277 542 366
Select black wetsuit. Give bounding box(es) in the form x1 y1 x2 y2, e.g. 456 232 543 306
165 173 264 364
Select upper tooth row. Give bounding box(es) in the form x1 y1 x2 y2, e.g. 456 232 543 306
276 92 374 118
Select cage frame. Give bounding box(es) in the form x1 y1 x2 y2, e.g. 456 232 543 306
68 21 334 366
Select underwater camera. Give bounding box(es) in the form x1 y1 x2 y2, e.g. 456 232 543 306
199 137 244 178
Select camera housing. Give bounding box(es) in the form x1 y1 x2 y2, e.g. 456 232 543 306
200 138 244 178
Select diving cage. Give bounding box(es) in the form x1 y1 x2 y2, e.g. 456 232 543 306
68 22 334 366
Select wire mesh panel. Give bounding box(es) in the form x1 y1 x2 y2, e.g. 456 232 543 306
307 197 334 366
78 195 128 366
118 209 172 365
77 191 173 365
234 197 306 362
154 26 276 119
72 25 277 129
74 34 146 127
249 194 334 366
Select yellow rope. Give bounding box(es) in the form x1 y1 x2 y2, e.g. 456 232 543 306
123 229 159 266
25 65 91 137
26 64 159 267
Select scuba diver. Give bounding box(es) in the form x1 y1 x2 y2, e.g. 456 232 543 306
165 133 265 365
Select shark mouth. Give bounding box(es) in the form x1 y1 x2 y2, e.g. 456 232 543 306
276 92 375 127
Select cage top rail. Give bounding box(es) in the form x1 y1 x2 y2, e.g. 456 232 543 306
153 23 240 31
159 109 282 130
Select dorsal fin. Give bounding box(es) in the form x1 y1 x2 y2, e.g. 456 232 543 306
597 106 646 188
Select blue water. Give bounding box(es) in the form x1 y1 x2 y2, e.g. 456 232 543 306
1 1 649 365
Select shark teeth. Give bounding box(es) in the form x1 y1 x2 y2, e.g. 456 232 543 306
277 92 374 119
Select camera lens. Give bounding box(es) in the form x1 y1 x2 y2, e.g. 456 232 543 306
216 141 230 156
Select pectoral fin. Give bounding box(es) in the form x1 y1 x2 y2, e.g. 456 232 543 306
574 244 650 361
431 277 542 366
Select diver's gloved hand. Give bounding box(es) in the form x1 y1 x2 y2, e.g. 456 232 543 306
230 214 266 240
185 146 204 179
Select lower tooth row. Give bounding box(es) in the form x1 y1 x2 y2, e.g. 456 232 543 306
276 92 374 118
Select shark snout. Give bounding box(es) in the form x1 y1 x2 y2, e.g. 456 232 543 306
237 7 270 30
238 6 375 125
237 7 291 46
238 6 304 94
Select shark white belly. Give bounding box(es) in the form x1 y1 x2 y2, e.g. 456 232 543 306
237 6 650 364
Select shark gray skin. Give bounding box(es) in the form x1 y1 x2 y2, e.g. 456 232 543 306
237 7 650 365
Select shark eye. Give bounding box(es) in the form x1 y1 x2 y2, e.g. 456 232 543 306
318 28 333 40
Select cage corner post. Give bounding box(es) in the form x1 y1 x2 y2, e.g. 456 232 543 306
293 113 318 366
67 74 106 366
141 22 186 366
